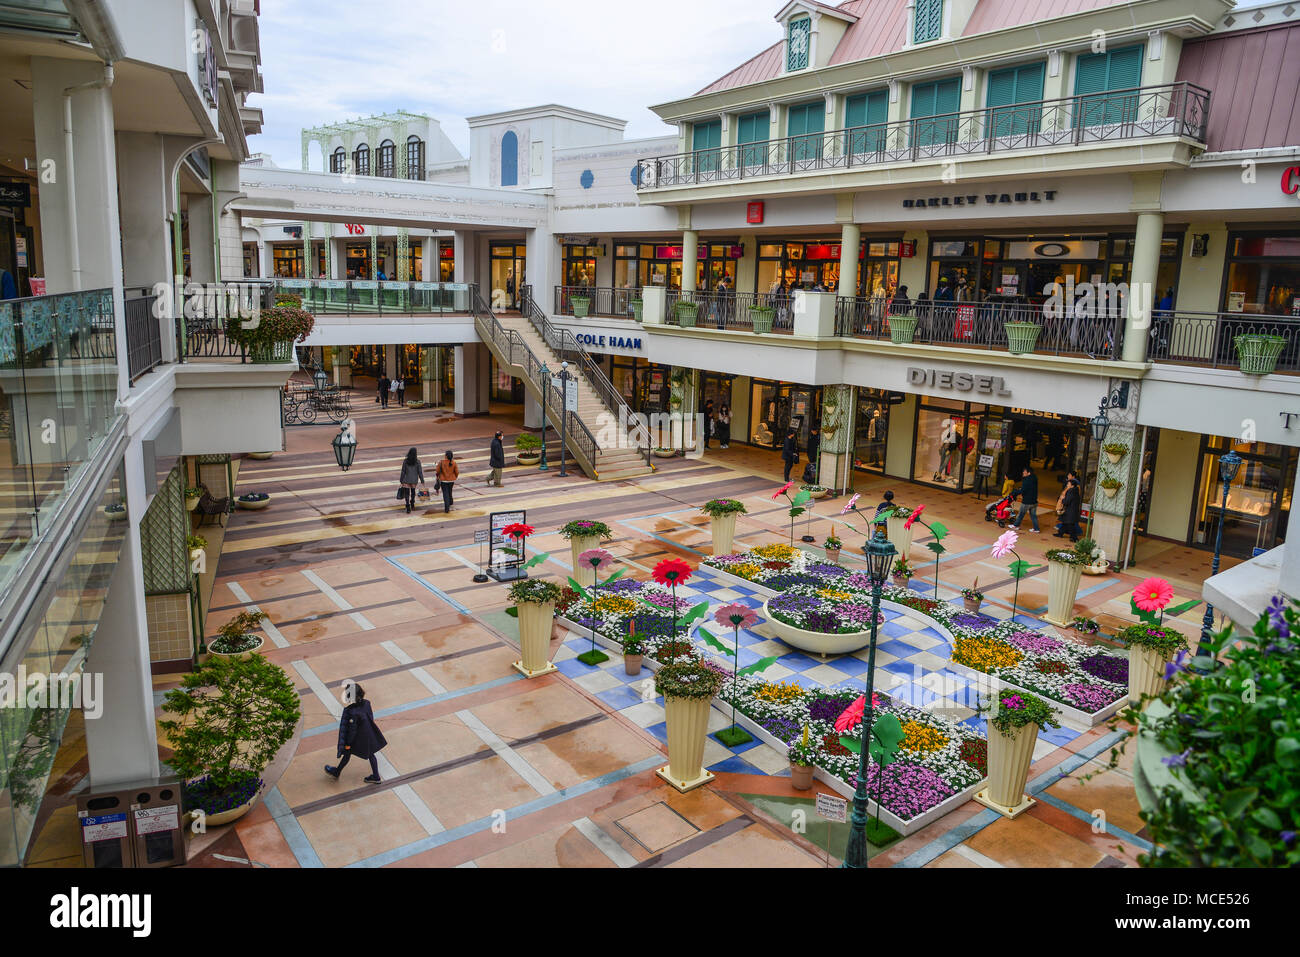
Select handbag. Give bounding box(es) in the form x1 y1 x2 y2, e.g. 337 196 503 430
434 477 442 493
396 488 407 501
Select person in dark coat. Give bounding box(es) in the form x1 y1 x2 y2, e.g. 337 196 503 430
378 373 391 408
1011 466 1040 533
781 428 798 482
806 426 821 474
1055 478 1083 541
488 430 506 487
325 683 387 783
399 447 423 513
703 399 716 449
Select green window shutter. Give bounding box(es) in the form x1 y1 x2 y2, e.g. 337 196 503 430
911 77 960 147
846 90 888 153
914 0 943 43
1108 46 1143 91
787 101 825 163
987 63 1045 136
1075 45 1144 127
692 120 721 173
737 111 770 167
787 17 811 71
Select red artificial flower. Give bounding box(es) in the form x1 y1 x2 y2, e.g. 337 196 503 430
502 522 534 540
903 504 926 530
833 693 884 733
771 482 794 500
1133 577 1174 613
652 557 693 587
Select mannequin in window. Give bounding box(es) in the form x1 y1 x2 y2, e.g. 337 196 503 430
935 416 957 481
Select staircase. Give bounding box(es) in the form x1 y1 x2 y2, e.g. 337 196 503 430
471 287 654 482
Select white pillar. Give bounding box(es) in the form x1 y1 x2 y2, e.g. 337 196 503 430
837 222 861 299
259 241 273 278
1124 211 1163 363
454 343 491 415
682 229 699 293
188 192 216 283
524 391 542 428
333 346 353 387
384 343 398 378
1281 465 1300 601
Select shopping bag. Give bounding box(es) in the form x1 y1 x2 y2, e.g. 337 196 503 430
417 485 430 499
396 488 407 501
434 478 442 493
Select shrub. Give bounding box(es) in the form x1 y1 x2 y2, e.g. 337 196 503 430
558 520 612 541
515 433 542 451
210 610 265 654
984 688 1060 737
654 659 723 700
1118 623 1188 657
508 579 560 605
700 498 747 517
227 305 315 347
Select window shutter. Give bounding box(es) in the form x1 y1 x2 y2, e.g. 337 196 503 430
914 0 943 43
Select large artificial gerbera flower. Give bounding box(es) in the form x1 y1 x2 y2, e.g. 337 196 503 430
1133 577 1174 613
833 692 883 733
840 492 860 515
903 504 925 530
714 602 758 630
502 522 534 540
651 557 693 587
578 548 613 570
990 528 1019 558
771 482 794 499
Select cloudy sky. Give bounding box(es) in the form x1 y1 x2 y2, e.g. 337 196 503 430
247 0 778 167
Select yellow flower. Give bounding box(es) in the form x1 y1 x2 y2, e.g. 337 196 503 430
817 588 852 602
591 595 639 616
900 720 949 754
952 635 1023 672
728 562 762 580
752 543 799 561
754 681 806 705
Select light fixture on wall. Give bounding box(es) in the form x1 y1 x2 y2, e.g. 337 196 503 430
1191 234 1210 258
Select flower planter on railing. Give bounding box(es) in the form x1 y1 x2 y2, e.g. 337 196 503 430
749 306 774 334
571 296 591 319
1233 333 1286 375
888 315 918 344
631 300 643 322
1004 322 1042 355
675 301 698 328
250 340 294 364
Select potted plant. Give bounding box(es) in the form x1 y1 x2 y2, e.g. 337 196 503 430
961 581 984 614
977 688 1059 817
1233 333 1287 375
653 446 678 459
159 654 299 828
185 486 203 512
187 533 207 569
1069 615 1101 643
515 432 542 465
559 519 613 587
823 532 843 564
226 305 315 364
1043 539 1091 626
701 498 747 555
104 503 127 521
571 295 591 318
1076 538 1109 575
675 299 698 328
630 299 644 322
654 658 723 792
787 725 817 791
1120 623 1189 706
236 492 271 510
888 313 918 344
891 557 913 588
800 483 828 500
1099 475 1123 499
883 504 913 558
1102 442 1129 464
247 451 274 460
406 399 425 409
507 579 560 678
208 610 267 659
749 304 775 333
1004 321 1042 355
622 633 646 676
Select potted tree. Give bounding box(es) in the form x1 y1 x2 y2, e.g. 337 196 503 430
749 303 775 333
977 688 1059 817
823 532 843 564
961 581 984 614
1043 540 1090 626
515 432 542 466
208 610 267 659
654 657 723 792
888 314 919 344
1233 333 1287 375
891 558 913 588
185 486 203 512
701 498 747 555
507 579 560 678
1102 442 1129 464
1004 321 1042 355
560 519 612 586
788 725 817 791
160 655 300 828
187 534 207 570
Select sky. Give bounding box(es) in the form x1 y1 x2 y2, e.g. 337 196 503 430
246 0 779 168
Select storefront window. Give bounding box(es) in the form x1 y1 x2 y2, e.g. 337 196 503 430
854 389 890 473
1224 232 1300 315
563 245 601 289
913 398 982 490
1193 437 1295 558
345 242 370 279
490 242 526 310
272 245 303 278
438 241 455 282
242 243 257 277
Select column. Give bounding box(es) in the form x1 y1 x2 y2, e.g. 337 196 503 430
681 230 699 294
370 233 378 278
819 385 855 493
383 343 398 378
259 241 272 279
332 345 352 387
524 392 542 429
454 343 490 415
524 226 556 308
1124 172 1164 364
115 132 172 292
188 192 216 283
837 222 861 299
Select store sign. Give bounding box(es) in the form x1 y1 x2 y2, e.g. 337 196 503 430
1005 240 1101 260
908 367 1011 398
746 201 765 224
0 181 30 208
1283 166 1300 197
653 245 744 260
344 224 366 235
573 332 642 351
903 190 1057 210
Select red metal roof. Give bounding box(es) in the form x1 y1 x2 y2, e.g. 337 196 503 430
1176 22 1300 152
961 0 1129 36
696 41 785 95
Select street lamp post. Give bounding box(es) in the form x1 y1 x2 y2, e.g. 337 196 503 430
1197 448 1243 657
1086 403 1111 539
843 527 896 869
313 367 329 391
539 362 549 471
558 361 571 478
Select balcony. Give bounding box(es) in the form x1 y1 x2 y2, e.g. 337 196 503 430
274 279 473 316
636 82 1209 192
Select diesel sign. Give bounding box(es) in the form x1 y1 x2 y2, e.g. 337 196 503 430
908 367 1012 397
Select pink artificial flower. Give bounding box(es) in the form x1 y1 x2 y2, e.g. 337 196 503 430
990 528 1019 558
713 602 758 630
772 481 794 500
840 492 861 515
833 693 883 733
578 548 614 570
903 504 926 530
1134 577 1174 613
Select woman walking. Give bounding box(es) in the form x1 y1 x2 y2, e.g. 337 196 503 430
393 374 405 407
435 449 459 513
399 447 424 513
1055 477 1083 541
717 403 731 449
325 682 387 783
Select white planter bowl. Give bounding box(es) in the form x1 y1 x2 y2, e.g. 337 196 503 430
236 496 271 510
761 597 874 656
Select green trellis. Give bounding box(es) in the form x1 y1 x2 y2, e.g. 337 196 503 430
140 465 190 596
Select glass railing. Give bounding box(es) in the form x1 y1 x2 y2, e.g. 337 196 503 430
272 279 473 315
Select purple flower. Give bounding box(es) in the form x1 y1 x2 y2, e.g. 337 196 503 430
807 562 848 577
849 762 954 820
759 716 801 743
602 578 644 594
1267 595 1291 639
1063 683 1121 712
1161 748 1191 768
1002 694 1024 710
951 611 999 631
768 594 821 614
839 603 883 626
1282 831 1297 845
1080 653 1128 684
807 694 855 724
1006 630 1064 654
1163 648 1189 681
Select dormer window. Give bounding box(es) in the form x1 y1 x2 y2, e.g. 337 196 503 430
913 0 943 44
786 16 810 72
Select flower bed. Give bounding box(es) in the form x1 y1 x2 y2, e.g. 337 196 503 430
556 576 699 661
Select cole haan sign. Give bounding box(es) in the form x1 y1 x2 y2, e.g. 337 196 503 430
908 367 1012 397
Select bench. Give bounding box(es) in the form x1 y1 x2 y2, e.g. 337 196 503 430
195 484 231 527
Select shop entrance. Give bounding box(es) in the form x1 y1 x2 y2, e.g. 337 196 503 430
490 242 526 311
748 380 820 451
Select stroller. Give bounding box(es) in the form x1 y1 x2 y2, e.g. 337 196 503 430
984 491 1017 527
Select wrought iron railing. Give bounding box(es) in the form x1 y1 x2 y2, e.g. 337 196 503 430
1146 310 1300 373
522 285 652 466
663 290 795 334
124 291 163 381
553 285 644 319
180 284 276 361
636 82 1209 189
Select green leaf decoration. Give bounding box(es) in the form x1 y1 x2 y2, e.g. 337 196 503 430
698 628 731 656
602 567 626 583
675 601 709 627
566 577 591 599
521 551 549 570
789 507 805 519
738 655 778 676
1163 598 1202 618
505 606 519 618
929 520 949 540
838 734 862 755
1008 559 1035 579
1129 597 1160 625
792 489 812 508
927 542 946 556
869 713 905 767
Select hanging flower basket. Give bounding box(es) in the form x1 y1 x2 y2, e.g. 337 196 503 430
675 301 698 328
1004 322 1042 355
571 296 591 318
888 314 918 344
1233 333 1286 375
749 306 775 334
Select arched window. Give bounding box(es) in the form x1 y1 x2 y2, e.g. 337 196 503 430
376 139 396 177
330 147 346 174
501 131 518 186
352 143 370 176
406 135 425 180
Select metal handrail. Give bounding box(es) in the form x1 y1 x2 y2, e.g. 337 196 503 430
270 278 473 315
522 285 652 465
637 81 1210 189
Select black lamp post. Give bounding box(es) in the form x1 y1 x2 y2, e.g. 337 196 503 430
313 367 329 391
538 362 550 471
843 527 896 869
558 361 571 478
331 425 356 471
1085 404 1111 538
1198 448 1243 656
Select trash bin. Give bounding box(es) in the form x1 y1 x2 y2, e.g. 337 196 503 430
125 776 187 868
76 791 134 868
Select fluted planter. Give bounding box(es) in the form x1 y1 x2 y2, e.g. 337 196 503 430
568 534 602 587
1128 644 1172 706
984 722 1038 813
513 600 558 678
1234 333 1286 375
888 315 918 344
885 514 913 557
630 300 643 322
1044 559 1084 627
657 693 715 792
710 513 737 555
1004 322 1042 355
571 296 591 318
749 306 774 333
675 302 698 328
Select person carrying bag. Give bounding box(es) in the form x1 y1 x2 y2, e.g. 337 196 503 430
434 449 459 513
398 447 424 513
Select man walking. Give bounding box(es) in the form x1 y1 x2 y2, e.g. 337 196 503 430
781 428 799 482
393 374 405 407
1011 466 1040 533
378 372 391 409
488 430 505 487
